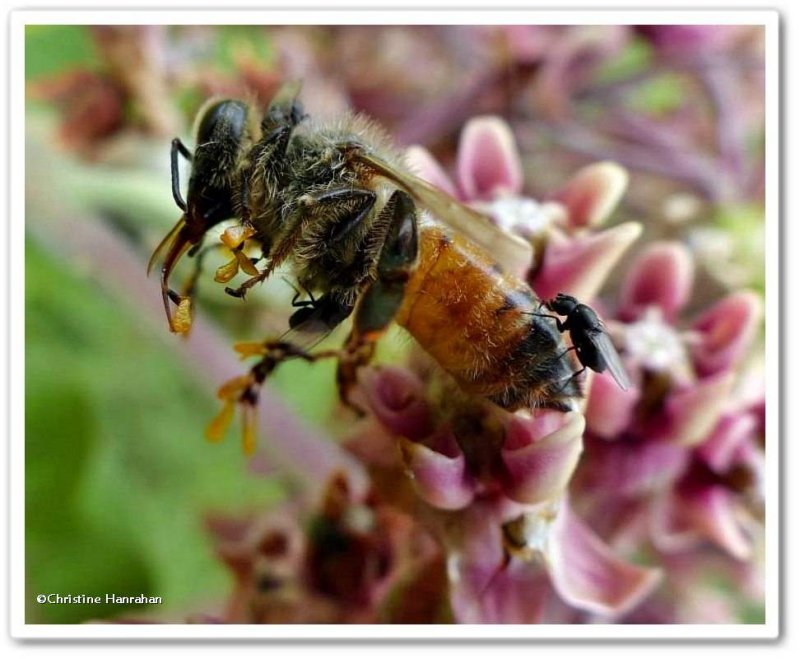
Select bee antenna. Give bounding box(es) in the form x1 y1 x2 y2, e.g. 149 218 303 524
280 275 301 295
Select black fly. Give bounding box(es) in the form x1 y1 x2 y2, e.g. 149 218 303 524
542 293 631 391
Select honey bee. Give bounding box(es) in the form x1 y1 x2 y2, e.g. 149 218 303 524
150 86 593 454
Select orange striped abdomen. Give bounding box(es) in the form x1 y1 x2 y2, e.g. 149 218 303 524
395 222 579 411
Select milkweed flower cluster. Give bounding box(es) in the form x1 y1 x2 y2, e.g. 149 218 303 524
392 117 762 622
572 243 764 623
345 117 662 622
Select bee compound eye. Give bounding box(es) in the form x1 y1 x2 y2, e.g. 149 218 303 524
196 100 249 146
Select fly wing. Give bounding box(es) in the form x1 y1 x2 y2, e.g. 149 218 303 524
590 328 631 391
351 149 534 271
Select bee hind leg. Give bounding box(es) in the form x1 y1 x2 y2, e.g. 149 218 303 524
335 190 419 411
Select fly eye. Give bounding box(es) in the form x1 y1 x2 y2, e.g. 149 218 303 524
196 99 249 146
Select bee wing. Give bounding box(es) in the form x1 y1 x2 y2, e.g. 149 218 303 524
590 328 632 391
352 150 534 270
277 313 339 352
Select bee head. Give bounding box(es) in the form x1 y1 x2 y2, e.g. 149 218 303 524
547 293 579 316
186 99 251 234
149 98 254 331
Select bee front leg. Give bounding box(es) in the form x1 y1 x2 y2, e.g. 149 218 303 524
181 242 229 299
336 190 419 410
170 137 192 211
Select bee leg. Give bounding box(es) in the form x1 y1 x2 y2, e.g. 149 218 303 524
208 340 340 454
225 187 377 299
306 188 377 245
181 242 228 299
288 293 354 332
239 123 296 224
170 138 192 212
286 280 317 309
335 190 419 410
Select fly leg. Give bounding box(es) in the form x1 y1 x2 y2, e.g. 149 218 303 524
531 309 567 333
335 190 419 410
554 365 586 396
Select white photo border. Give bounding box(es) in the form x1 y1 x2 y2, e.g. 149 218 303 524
8 8 781 641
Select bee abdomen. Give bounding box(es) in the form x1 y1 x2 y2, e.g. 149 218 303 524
396 223 580 412
486 319 581 411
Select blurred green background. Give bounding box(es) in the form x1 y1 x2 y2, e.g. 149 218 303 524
24 26 322 624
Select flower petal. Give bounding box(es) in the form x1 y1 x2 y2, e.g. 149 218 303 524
684 486 753 560
532 221 642 301
691 291 761 377
653 372 736 446
652 486 752 560
456 116 523 200
447 499 551 623
404 145 459 198
618 242 694 322
584 370 640 439
398 434 475 510
500 411 585 504
451 557 551 624
548 501 662 616
551 161 629 229
581 434 689 498
360 366 433 441
697 413 758 474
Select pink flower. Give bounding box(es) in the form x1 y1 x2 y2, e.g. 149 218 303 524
358 366 584 510
587 242 761 444
406 115 641 296
349 366 661 622
449 497 661 623
205 473 447 624
574 241 764 598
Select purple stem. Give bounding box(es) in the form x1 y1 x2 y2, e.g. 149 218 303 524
394 68 504 147
396 64 535 146
27 213 369 498
526 119 725 201
698 55 749 192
